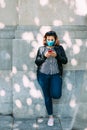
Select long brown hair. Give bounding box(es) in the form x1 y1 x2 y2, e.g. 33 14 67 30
43 31 60 46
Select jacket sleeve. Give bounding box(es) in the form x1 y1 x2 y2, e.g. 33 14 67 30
55 45 68 64
35 47 47 66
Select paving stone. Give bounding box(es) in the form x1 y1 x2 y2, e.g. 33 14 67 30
37 117 62 130
72 119 87 130
59 117 73 130
72 103 87 130
0 115 13 130
13 119 36 130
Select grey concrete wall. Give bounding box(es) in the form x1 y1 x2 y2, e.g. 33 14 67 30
12 26 87 121
0 0 87 129
0 26 16 114
0 25 87 119
0 0 18 25
18 0 87 25
0 0 87 26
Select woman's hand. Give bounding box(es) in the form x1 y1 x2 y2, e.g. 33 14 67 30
44 51 57 58
50 51 57 57
44 51 51 58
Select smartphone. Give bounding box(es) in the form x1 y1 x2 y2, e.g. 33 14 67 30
48 50 53 53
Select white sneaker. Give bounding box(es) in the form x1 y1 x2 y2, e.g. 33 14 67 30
47 117 54 126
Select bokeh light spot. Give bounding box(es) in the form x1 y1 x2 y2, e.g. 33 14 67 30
40 0 49 6
15 100 22 108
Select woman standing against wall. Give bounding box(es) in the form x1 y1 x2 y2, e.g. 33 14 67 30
35 31 68 126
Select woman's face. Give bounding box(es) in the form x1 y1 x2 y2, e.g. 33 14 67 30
46 36 55 46
46 36 55 41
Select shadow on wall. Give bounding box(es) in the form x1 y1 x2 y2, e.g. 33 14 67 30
0 25 87 129
0 0 87 130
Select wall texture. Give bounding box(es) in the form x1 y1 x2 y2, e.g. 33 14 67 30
0 0 87 129
0 0 87 26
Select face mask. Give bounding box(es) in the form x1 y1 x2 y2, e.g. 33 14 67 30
47 40 55 46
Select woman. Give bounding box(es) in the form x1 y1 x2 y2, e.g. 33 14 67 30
35 31 68 126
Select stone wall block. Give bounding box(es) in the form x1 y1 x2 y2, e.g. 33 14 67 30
0 71 12 114
0 26 16 39
13 39 36 71
0 39 12 70
13 71 46 118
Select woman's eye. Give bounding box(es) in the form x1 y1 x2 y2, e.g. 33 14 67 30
47 39 54 41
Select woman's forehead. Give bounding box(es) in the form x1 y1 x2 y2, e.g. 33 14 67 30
46 36 55 39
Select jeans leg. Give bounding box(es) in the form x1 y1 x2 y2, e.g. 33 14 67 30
37 72 53 115
50 74 62 99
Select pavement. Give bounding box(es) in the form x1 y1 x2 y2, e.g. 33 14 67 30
0 115 74 130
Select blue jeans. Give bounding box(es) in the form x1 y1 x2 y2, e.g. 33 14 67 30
37 72 62 115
